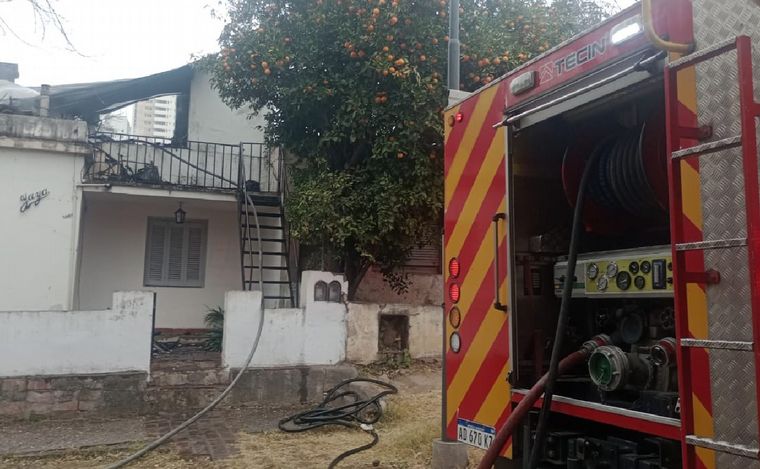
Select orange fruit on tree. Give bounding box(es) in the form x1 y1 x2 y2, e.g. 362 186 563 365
389 16 398 25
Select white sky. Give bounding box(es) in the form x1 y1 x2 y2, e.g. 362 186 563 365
1 0 225 87
2 0 638 88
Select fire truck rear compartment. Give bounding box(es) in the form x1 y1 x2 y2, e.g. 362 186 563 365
509 79 680 466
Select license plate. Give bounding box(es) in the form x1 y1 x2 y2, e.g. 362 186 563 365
457 418 496 450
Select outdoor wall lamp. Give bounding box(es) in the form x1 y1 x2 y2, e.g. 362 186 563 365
175 202 186 224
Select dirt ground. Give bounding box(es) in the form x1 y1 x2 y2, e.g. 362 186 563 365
0 364 486 468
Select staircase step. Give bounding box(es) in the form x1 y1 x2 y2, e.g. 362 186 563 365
264 295 293 300
241 211 281 218
243 250 287 256
243 238 285 243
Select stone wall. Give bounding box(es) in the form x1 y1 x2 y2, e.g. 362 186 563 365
353 270 442 305
0 372 147 418
346 303 443 364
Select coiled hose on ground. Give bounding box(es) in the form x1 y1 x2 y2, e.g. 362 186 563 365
477 136 605 469
105 193 266 469
279 378 399 468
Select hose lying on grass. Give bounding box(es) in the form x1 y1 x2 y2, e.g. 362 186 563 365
279 378 398 468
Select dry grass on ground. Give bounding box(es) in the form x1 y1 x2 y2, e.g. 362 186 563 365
1 389 486 468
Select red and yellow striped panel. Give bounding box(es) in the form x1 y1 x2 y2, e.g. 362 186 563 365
673 57 715 469
443 81 511 457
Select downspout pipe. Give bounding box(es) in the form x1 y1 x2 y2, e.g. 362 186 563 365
447 0 460 91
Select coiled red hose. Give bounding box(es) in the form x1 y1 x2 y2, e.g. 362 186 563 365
476 350 589 469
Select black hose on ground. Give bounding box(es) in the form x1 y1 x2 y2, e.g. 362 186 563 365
526 145 605 469
279 378 398 468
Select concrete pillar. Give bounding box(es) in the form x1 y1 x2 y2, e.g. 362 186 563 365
431 439 469 469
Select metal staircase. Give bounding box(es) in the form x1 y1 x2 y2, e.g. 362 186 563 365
665 36 760 467
238 151 296 308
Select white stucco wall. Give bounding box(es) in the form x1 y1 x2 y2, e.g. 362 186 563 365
77 192 240 329
0 116 87 311
346 303 443 364
188 70 267 145
222 291 347 369
0 291 154 377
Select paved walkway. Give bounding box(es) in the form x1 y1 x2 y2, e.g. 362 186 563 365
0 365 441 462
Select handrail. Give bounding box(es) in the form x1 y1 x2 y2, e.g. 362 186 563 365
641 0 693 54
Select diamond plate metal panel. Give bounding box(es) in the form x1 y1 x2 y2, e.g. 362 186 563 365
705 247 753 342
691 0 760 454
716 453 760 469
710 348 759 448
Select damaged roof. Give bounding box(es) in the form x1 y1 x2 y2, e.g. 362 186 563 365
23 65 193 124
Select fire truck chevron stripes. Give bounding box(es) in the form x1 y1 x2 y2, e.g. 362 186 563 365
444 82 510 445
672 52 716 469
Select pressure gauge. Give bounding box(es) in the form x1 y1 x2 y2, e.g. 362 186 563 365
606 262 618 278
629 261 639 274
641 260 652 274
597 276 609 291
616 271 632 290
587 263 599 280
634 276 646 290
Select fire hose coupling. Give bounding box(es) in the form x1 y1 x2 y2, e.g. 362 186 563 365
651 337 677 367
581 334 612 354
588 345 653 392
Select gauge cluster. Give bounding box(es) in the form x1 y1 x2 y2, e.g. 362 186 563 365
554 246 673 298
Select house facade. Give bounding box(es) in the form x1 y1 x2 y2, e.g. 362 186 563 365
1 67 294 330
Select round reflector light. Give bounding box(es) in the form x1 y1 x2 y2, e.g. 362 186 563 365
455 111 464 123
449 306 461 328
449 283 460 303
450 332 462 353
448 257 461 278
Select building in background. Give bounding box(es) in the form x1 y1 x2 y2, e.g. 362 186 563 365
132 95 176 139
98 112 131 134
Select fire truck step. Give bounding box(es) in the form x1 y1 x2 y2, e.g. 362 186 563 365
675 237 747 251
671 135 742 160
685 435 759 459
680 338 754 351
667 37 738 70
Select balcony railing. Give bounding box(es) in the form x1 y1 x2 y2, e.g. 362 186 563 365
84 132 281 193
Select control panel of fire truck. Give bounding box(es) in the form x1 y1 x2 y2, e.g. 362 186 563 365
507 47 682 466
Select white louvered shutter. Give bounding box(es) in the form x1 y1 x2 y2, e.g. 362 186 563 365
185 225 204 285
145 221 167 285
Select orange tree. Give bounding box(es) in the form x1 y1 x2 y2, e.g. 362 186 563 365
209 0 609 297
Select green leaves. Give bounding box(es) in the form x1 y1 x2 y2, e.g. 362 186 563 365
209 0 608 295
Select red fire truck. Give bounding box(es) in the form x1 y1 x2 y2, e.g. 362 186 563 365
443 0 760 467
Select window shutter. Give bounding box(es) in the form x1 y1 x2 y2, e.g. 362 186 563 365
144 218 207 288
167 226 185 282
186 225 204 284
405 244 441 271
146 222 166 284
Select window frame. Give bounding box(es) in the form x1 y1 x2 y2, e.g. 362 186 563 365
143 217 208 288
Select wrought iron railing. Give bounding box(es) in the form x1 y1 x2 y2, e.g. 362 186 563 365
85 132 281 193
